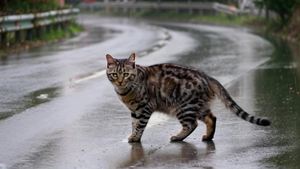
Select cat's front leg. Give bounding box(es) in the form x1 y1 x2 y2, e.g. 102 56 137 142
128 111 151 143
128 117 141 142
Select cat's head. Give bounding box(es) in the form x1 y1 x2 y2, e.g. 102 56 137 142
106 53 137 88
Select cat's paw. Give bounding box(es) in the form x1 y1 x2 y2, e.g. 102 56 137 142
202 135 213 141
128 135 141 143
170 136 184 142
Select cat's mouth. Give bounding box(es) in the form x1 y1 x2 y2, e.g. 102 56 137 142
116 82 126 87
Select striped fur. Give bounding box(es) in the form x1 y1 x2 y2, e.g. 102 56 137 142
208 78 271 126
106 53 271 142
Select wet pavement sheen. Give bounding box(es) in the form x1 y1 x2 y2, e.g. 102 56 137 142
0 15 299 169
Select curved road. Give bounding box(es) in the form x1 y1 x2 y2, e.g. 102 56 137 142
0 15 299 169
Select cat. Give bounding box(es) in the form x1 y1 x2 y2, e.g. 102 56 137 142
106 53 271 142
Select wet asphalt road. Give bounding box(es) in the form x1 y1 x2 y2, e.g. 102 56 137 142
0 15 299 169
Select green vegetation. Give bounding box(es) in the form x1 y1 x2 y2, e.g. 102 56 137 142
191 14 256 26
254 0 300 25
0 1 83 55
40 22 84 41
131 1 300 43
0 0 61 15
137 0 300 42
253 0 300 42
99 9 255 27
135 11 257 26
0 22 83 57
142 0 237 5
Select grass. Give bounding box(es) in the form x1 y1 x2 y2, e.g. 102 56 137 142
192 14 258 26
100 10 259 27
0 22 84 58
40 22 84 41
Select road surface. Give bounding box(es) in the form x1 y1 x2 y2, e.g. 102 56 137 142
0 15 299 169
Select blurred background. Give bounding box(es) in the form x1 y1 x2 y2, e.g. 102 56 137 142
0 1 299 169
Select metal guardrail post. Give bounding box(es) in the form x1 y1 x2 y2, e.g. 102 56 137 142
15 30 21 43
26 28 33 41
0 33 7 47
0 8 79 47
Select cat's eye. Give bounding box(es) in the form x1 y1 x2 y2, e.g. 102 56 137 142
112 73 118 77
124 73 129 77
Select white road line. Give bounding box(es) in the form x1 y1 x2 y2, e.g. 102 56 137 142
72 69 106 84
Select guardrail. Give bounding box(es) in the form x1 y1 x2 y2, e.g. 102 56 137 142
0 8 79 47
80 2 239 15
213 3 238 15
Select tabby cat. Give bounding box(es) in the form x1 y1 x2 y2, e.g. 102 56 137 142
106 53 270 142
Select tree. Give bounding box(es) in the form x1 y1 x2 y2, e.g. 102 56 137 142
0 0 8 10
255 0 300 24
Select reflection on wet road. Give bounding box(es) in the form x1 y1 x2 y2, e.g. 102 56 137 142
0 15 299 169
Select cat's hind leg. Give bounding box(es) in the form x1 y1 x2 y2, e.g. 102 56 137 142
171 111 198 142
200 111 217 141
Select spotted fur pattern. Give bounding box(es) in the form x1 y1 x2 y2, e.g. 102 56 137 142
106 53 271 142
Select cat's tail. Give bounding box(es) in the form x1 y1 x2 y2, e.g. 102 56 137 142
208 77 271 126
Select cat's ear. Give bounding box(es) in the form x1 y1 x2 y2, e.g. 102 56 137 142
106 54 116 68
128 53 136 63
127 53 136 68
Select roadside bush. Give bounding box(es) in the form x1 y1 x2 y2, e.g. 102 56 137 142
0 0 60 15
254 0 300 25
